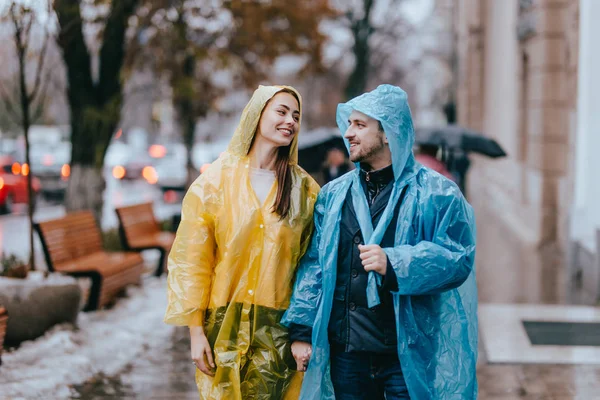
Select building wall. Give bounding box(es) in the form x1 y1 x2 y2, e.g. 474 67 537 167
455 0 579 304
569 0 600 303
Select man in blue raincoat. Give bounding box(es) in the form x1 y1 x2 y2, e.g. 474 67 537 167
282 84 478 400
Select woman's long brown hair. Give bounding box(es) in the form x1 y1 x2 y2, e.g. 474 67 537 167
271 89 299 220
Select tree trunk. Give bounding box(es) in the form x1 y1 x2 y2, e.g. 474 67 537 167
65 165 106 221
186 146 197 187
344 0 375 100
55 0 138 221
175 52 198 188
184 106 197 187
344 30 370 100
23 127 35 271
63 100 117 222
13 6 36 271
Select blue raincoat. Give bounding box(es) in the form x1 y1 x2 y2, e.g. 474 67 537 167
281 84 477 399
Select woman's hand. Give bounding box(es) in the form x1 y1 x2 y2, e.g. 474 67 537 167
190 326 216 376
291 341 312 372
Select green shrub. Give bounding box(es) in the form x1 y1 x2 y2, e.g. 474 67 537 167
101 219 174 252
102 228 124 251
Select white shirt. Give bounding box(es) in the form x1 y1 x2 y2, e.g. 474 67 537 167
250 167 276 206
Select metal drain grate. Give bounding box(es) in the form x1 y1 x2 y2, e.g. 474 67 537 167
522 321 600 347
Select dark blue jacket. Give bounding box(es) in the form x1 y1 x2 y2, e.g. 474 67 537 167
289 165 405 353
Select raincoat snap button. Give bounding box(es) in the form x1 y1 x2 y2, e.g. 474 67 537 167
349 302 356 311
353 236 361 244
245 165 249 168
248 289 254 295
351 269 358 278
259 224 264 229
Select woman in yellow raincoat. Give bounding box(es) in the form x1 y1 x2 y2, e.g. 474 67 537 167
164 85 320 400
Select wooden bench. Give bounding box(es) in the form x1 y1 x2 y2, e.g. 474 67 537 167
0 306 7 366
35 211 144 311
115 202 175 277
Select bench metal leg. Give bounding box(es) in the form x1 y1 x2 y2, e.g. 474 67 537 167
155 248 167 277
78 272 103 312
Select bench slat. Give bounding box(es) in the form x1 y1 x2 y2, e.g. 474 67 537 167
116 202 174 276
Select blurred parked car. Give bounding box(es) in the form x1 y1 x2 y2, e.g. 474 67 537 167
112 152 154 181
30 142 70 201
0 155 41 214
151 156 188 192
112 143 198 192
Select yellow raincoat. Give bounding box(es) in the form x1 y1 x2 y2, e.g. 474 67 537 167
165 85 320 400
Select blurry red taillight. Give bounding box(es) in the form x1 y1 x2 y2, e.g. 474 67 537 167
61 164 70 180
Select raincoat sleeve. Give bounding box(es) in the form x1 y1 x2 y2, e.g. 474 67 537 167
383 190 475 296
164 179 216 327
298 194 317 260
281 191 325 329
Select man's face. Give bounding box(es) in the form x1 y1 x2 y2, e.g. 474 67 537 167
344 110 388 165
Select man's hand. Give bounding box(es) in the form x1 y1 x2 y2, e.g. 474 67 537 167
190 326 216 376
359 244 387 276
291 341 312 372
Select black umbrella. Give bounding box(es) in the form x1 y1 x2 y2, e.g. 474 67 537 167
415 125 507 158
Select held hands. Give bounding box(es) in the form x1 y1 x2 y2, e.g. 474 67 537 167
291 341 312 372
190 326 216 376
358 244 387 276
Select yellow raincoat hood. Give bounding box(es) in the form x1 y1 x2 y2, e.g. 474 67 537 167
165 85 319 400
227 85 301 164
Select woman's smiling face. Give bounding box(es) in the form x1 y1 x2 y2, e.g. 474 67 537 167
256 92 300 147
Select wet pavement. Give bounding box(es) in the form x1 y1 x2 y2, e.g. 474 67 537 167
72 327 197 400
72 327 600 400
478 364 600 399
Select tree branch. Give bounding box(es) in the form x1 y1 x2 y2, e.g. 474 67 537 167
98 0 139 104
31 68 53 122
0 81 22 125
10 4 25 58
55 0 95 99
28 0 52 102
28 23 51 103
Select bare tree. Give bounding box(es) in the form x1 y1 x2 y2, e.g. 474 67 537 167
327 0 411 100
54 0 139 219
129 0 335 186
0 1 53 271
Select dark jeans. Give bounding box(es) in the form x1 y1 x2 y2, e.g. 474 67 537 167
330 350 410 400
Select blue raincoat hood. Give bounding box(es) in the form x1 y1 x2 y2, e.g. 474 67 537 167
282 84 478 399
337 84 417 183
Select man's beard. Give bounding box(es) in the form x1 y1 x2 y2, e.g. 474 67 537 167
350 138 385 164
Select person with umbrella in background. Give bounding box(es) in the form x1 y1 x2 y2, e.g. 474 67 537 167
322 147 352 184
282 84 478 399
414 143 455 181
414 124 506 197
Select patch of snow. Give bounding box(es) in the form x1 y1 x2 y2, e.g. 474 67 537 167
0 277 174 400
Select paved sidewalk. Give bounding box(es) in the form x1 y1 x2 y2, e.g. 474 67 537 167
73 326 600 399
73 327 197 399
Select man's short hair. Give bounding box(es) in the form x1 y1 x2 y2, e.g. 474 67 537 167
378 121 384 132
